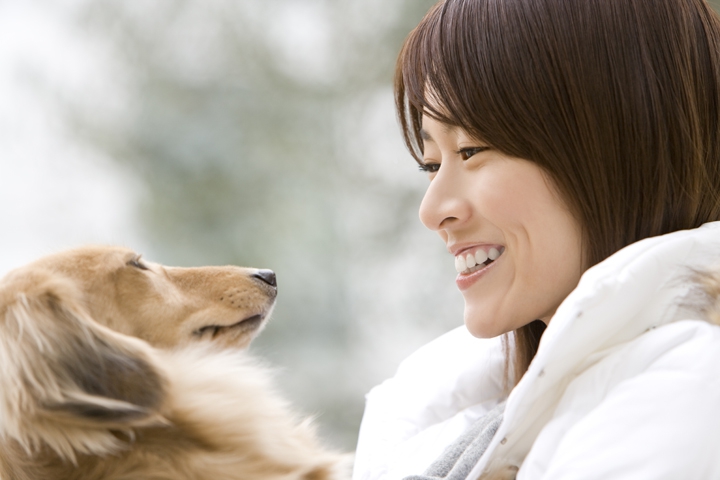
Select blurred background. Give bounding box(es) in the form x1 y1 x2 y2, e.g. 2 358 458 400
0 0 465 450
9 0 719 454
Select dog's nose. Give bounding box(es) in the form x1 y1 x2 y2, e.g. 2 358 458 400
253 269 277 288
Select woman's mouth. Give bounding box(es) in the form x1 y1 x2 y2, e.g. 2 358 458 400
454 246 505 291
455 246 505 274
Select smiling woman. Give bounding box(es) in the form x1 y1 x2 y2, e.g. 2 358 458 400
417 116 583 339
354 0 720 479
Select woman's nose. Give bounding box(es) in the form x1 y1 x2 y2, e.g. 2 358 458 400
418 168 472 232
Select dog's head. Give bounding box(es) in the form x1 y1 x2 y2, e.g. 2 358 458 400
0 246 277 459
3 246 277 349
0 247 352 480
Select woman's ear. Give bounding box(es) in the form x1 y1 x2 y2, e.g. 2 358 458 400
0 271 167 458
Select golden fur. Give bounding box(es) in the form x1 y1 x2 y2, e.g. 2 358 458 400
0 246 349 480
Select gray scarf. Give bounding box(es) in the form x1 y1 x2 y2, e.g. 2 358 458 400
402 401 506 480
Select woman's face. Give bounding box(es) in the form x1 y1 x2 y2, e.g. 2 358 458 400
419 115 585 337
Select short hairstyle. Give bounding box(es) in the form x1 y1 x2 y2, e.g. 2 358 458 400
396 0 720 384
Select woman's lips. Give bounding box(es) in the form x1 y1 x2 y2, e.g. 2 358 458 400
454 246 505 291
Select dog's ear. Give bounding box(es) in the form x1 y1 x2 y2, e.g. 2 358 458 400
0 271 167 457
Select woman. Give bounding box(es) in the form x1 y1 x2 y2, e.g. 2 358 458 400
354 0 720 478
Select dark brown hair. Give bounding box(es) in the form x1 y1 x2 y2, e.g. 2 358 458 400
396 0 720 385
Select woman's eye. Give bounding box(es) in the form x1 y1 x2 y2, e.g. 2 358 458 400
458 146 490 161
418 162 440 173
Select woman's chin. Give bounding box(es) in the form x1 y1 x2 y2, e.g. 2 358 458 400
463 302 535 339
463 307 508 339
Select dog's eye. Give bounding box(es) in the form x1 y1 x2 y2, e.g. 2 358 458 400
128 256 150 271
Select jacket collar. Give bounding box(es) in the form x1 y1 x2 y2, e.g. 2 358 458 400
469 221 720 477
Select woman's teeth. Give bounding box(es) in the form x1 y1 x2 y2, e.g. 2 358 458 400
455 247 504 274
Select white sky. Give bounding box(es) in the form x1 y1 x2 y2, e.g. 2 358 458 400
0 0 146 274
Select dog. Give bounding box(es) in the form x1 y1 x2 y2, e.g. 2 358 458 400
0 246 350 479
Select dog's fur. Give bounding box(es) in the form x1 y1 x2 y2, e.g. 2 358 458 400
0 246 349 480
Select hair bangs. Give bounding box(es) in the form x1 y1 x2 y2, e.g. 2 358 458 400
395 1 497 163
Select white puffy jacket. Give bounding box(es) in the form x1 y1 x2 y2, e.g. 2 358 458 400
354 222 720 479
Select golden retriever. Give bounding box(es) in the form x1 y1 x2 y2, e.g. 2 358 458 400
0 246 350 480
